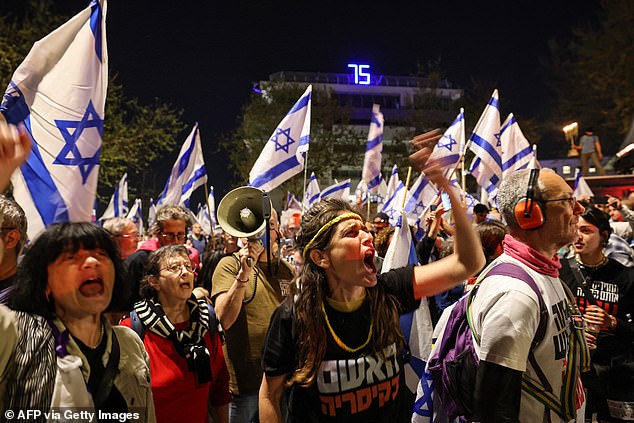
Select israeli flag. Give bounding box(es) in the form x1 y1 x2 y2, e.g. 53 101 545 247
468 89 502 200
574 168 594 198
385 164 401 201
361 104 384 193
427 109 465 177
157 123 207 207
303 172 320 210
99 173 128 221
148 198 156 229
286 192 302 210
382 211 434 414
126 198 143 237
249 85 312 192
376 177 388 209
1 0 108 240
381 182 406 225
196 202 212 235
403 174 439 226
321 179 350 201
500 113 533 178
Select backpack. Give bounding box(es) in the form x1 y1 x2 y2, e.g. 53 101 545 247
427 262 548 420
129 302 222 342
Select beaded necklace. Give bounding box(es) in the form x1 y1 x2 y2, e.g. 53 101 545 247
575 253 608 270
321 302 373 353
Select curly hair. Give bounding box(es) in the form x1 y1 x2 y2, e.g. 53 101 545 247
151 204 193 236
289 198 404 387
139 245 191 299
9 222 128 319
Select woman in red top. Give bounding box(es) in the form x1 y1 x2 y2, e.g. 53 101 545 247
121 245 230 423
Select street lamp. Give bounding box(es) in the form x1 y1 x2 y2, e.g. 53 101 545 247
563 122 579 157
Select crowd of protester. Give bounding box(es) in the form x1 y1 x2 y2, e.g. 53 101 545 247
0 122 633 422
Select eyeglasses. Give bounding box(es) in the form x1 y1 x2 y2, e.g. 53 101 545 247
161 262 194 274
159 232 186 242
372 220 387 225
542 196 577 207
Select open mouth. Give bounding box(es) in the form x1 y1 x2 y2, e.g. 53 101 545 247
363 252 377 274
79 278 104 297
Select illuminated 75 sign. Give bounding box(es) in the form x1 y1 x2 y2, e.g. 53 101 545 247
347 63 371 85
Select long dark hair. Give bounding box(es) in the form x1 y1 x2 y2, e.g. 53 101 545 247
289 198 404 387
9 222 128 319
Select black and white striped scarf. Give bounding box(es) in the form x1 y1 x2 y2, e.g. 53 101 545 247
134 296 213 383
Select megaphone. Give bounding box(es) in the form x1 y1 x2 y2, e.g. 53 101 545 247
217 186 272 241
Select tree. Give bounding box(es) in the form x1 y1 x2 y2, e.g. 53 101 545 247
0 0 185 206
545 0 634 154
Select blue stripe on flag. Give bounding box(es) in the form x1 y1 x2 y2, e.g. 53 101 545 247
371 114 382 127
21 117 69 224
503 146 533 171
298 135 310 148
177 132 197 177
180 165 207 196
250 154 302 189
366 135 382 151
471 133 502 167
288 93 311 115
367 174 382 190
113 186 120 217
89 1 103 63
488 95 499 109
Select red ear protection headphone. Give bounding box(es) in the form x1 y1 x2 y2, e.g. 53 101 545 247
513 168 544 230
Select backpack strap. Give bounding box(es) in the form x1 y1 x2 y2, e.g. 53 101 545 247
467 262 578 421
129 310 145 340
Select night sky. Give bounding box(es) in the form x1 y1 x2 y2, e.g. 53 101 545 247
32 1 606 201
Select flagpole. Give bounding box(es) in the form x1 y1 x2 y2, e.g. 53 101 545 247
203 183 216 250
301 153 309 214
401 167 412 210
366 183 371 218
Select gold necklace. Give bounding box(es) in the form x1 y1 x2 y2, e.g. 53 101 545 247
321 302 373 353
575 253 608 270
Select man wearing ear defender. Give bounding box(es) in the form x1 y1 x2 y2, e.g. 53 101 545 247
211 208 294 423
470 168 589 422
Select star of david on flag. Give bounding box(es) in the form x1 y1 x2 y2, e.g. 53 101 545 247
249 85 312 192
1 0 108 240
271 127 295 153
427 109 465 179
100 173 128 221
361 104 384 193
468 89 502 202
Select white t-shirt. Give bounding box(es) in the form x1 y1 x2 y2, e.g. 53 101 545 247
470 254 584 422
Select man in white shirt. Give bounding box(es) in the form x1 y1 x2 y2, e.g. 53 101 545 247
471 168 587 422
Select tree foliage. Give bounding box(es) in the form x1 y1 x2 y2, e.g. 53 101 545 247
0 0 185 205
545 0 634 154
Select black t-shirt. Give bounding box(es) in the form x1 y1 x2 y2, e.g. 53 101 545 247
560 258 634 363
73 334 129 422
262 266 417 423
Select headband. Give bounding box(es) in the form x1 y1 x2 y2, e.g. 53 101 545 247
302 213 363 259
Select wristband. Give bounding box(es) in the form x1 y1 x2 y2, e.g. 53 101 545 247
236 276 249 284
